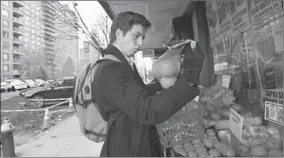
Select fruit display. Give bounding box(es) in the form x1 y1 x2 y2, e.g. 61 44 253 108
200 81 236 109
172 129 238 157
172 121 283 157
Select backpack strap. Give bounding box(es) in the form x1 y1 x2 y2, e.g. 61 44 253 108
74 54 120 104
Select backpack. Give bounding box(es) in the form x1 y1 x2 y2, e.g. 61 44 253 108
73 54 122 142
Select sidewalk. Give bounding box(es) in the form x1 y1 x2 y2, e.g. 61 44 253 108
15 114 103 157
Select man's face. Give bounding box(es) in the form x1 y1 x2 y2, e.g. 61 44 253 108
115 24 147 57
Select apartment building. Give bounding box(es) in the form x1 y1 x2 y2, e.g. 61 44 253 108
1 1 26 81
1 1 79 80
41 1 57 78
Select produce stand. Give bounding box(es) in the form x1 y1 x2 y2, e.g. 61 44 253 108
152 1 284 156
157 82 283 157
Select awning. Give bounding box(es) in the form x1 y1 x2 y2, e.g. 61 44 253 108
98 0 195 50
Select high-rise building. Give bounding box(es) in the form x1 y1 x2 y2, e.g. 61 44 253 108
1 1 26 81
1 1 79 80
41 1 56 78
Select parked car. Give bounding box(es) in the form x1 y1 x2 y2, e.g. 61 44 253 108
1 82 12 92
23 79 37 88
5 79 28 91
34 79 48 87
46 79 55 84
19 86 38 97
24 77 74 107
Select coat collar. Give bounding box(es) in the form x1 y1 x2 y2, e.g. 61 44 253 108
104 44 131 67
103 44 145 86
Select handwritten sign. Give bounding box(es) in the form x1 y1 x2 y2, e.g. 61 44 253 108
221 74 231 88
229 108 244 141
142 49 154 58
264 101 284 125
262 89 284 105
217 0 232 35
194 96 200 102
206 0 219 39
230 0 250 33
250 0 282 22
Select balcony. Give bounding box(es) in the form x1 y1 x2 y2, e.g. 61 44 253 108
46 56 55 59
44 47 55 51
13 59 21 65
43 21 54 29
13 38 24 45
43 17 55 24
42 3 55 11
44 27 55 33
13 7 24 17
13 1 24 8
43 31 55 37
13 49 26 55
13 17 24 26
45 40 55 46
43 8 55 15
43 9 55 18
13 69 20 76
46 60 53 64
13 27 24 36
43 35 55 41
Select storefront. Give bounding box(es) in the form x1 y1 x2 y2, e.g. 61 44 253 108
184 0 284 157
99 0 283 157
200 0 283 126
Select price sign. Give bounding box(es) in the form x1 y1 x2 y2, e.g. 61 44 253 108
221 74 231 88
229 108 244 141
264 101 284 125
194 96 199 102
142 49 154 58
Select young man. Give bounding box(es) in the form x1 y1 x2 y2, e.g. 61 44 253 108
94 11 204 156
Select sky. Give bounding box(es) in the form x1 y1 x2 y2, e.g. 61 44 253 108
59 1 108 48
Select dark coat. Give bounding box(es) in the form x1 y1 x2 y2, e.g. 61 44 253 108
93 44 200 157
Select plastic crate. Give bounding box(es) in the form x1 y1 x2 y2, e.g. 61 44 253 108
156 100 205 148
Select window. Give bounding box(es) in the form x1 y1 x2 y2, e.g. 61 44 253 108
2 31 9 39
2 20 9 28
1 1 8 6
63 79 74 86
2 42 9 50
3 53 9 60
3 65 9 72
1 9 9 17
53 80 64 87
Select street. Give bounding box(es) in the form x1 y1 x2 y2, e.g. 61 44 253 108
1 91 20 101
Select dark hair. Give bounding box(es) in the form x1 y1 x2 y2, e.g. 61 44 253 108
171 16 193 41
109 11 151 44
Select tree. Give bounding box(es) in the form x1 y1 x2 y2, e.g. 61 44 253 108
91 13 111 48
19 52 48 80
53 2 111 54
61 57 75 77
